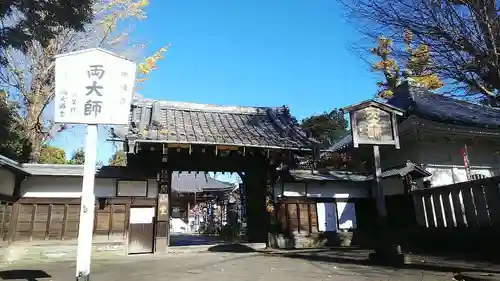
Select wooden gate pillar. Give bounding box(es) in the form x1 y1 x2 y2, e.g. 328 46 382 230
243 167 269 243
156 168 172 253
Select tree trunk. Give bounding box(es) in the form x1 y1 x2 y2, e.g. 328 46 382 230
26 100 44 163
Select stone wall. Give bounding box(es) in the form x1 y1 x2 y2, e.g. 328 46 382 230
269 230 369 249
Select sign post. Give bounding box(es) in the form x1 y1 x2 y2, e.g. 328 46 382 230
54 48 136 281
342 100 405 266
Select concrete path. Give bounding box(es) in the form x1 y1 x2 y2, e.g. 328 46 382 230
0 251 456 281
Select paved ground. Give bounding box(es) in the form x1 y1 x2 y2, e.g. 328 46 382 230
0 250 462 281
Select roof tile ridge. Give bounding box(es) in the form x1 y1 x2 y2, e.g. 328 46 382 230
133 99 275 115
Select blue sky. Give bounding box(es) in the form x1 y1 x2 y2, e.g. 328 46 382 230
51 0 379 182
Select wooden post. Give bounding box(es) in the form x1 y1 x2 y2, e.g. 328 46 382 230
156 168 172 253
45 204 53 240
372 145 390 254
29 204 37 242
6 202 20 242
373 145 387 219
61 204 69 240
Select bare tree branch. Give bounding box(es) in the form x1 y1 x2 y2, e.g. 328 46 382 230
341 0 500 103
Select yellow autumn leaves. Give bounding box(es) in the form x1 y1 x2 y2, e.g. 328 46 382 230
137 44 171 82
98 0 169 83
372 30 443 99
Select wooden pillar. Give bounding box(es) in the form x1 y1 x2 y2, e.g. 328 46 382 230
6 202 20 242
243 167 269 243
156 168 172 253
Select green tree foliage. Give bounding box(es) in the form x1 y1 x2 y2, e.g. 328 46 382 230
300 109 348 148
108 150 127 166
68 148 86 165
39 145 67 164
0 0 93 63
0 90 30 161
67 147 104 166
372 31 443 99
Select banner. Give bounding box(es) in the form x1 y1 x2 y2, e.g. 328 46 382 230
238 183 247 222
461 145 472 181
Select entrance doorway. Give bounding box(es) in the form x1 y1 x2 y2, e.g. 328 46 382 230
168 171 244 247
127 207 155 254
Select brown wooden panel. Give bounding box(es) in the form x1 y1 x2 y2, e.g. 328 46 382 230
299 203 309 233
6 203 20 242
0 203 12 242
128 207 154 254
309 203 318 233
49 205 65 240
110 205 126 238
7 200 152 242
33 204 49 240
277 203 287 230
15 204 33 241
128 223 154 254
61 204 69 240
287 204 298 231
95 206 111 236
64 205 80 239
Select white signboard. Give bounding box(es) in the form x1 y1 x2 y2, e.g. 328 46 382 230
117 180 148 197
54 48 137 125
129 207 155 224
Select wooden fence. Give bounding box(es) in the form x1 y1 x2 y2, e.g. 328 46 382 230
0 197 156 243
412 176 500 228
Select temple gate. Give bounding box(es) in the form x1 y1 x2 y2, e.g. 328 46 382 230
114 99 317 253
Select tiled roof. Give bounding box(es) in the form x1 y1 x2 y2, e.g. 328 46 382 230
171 172 234 193
119 99 317 150
0 155 29 176
327 81 500 152
285 161 430 182
388 82 500 129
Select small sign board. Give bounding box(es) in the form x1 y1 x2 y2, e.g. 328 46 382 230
54 48 136 125
343 100 404 149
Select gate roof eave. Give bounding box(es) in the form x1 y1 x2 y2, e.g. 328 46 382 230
129 139 314 152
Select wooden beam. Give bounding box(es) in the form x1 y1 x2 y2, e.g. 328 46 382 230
6 203 20 242
29 204 37 242
108 204 114 239
0 203 6 241
45 204 53 240
124 202 130 240
61 204 69 240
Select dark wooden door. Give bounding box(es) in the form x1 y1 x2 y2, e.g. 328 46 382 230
128 207 155 254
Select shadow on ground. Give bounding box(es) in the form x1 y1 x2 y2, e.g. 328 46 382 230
207 243 257 253
263 248 500 275
0 269 51 281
